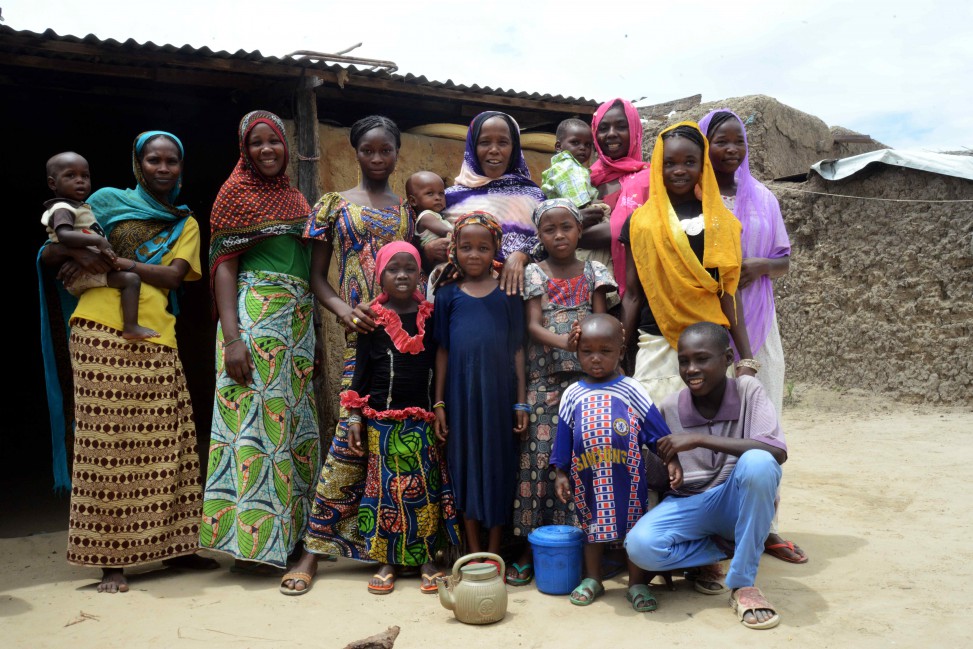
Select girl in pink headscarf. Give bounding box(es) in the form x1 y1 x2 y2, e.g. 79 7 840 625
341 241 461 594
586 98 651 297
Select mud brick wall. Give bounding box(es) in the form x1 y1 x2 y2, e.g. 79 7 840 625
770 166 973 404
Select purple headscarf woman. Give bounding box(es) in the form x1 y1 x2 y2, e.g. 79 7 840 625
699 109 791 401
444 111 545 293
700 108 806 566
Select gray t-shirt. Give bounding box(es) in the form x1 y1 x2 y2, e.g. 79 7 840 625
658 376 787 496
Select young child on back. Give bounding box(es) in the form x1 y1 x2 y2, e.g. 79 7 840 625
40 152 158 340
506 198 616 586
432 212 527 577
406 171 453 297
552 314 681 612
342 241 460 595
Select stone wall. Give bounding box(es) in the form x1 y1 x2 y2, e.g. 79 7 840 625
640 94 886 180
770 166 973 404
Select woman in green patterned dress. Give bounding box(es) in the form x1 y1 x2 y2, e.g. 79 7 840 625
201 110 320 571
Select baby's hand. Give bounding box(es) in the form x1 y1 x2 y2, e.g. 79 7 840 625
423 237 450 264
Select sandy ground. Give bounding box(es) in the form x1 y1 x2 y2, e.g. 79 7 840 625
2 384 972 649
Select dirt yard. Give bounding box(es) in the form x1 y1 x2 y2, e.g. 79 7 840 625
2 384 971 649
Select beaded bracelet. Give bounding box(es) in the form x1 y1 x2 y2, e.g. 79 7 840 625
126 260 137 272
513 403 531 413
432 401 446 410
347 414 363 425
735 358 762 373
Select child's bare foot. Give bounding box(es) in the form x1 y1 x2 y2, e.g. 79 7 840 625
97 568 128 593
280 551 318 594
122 325 160 340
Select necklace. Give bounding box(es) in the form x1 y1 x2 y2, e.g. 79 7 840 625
371 294 433 354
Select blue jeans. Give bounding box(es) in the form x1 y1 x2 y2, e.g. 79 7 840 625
624 449 781 589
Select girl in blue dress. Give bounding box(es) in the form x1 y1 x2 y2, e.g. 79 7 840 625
432 212 527 574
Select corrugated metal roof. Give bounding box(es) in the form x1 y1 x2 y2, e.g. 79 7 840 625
0 26 599 108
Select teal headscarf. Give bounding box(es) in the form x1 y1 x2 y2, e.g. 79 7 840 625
88 131 192 265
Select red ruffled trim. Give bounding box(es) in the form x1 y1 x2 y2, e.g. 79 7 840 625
340 390 370 409
370 296 433 355
341 391 435 422
361 405 435 423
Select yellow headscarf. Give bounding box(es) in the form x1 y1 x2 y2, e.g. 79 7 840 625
629 121 742 349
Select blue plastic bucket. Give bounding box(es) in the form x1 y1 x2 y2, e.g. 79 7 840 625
528 525 585 595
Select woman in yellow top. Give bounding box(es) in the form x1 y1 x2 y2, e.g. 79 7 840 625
620 122 757 406
42 131 215 593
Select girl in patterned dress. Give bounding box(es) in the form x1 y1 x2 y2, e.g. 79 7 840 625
342 241 460 594
507 199 616 586
280 115 415 595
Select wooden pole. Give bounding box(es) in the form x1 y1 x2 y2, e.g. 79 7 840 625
295 73 322 205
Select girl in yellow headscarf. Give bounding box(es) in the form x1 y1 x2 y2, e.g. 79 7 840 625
619 122 757 405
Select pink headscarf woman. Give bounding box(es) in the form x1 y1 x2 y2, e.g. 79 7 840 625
589 98 650 296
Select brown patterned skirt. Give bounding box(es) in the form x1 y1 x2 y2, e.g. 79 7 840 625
67 319 203 567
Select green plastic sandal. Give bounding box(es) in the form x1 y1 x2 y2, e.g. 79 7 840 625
569 578 605 606
506 562 533 586
626 584 658 612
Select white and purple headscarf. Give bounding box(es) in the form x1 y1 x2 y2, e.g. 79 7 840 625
444 111 545 261
698 109 791 355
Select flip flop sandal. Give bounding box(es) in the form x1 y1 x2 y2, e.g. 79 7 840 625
626 584 658 612
279 571 314 596
764 541 809 564
569 578 605 606
730 587 781 630
367 572 395 594
420 572 444 594
506 562 533 586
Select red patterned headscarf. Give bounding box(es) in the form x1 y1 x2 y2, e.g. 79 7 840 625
209 110 311 279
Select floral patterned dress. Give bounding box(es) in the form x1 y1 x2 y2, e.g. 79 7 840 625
302 192 414 559
511 260 616 537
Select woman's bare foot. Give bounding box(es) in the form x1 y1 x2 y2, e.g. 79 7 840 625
97 568 128 593
280 551 318 593
122 325 160 340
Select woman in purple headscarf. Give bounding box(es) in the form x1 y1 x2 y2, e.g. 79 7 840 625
699 108 807 566
443 111 546 295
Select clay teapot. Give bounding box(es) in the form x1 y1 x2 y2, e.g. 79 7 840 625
437 552 507 625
